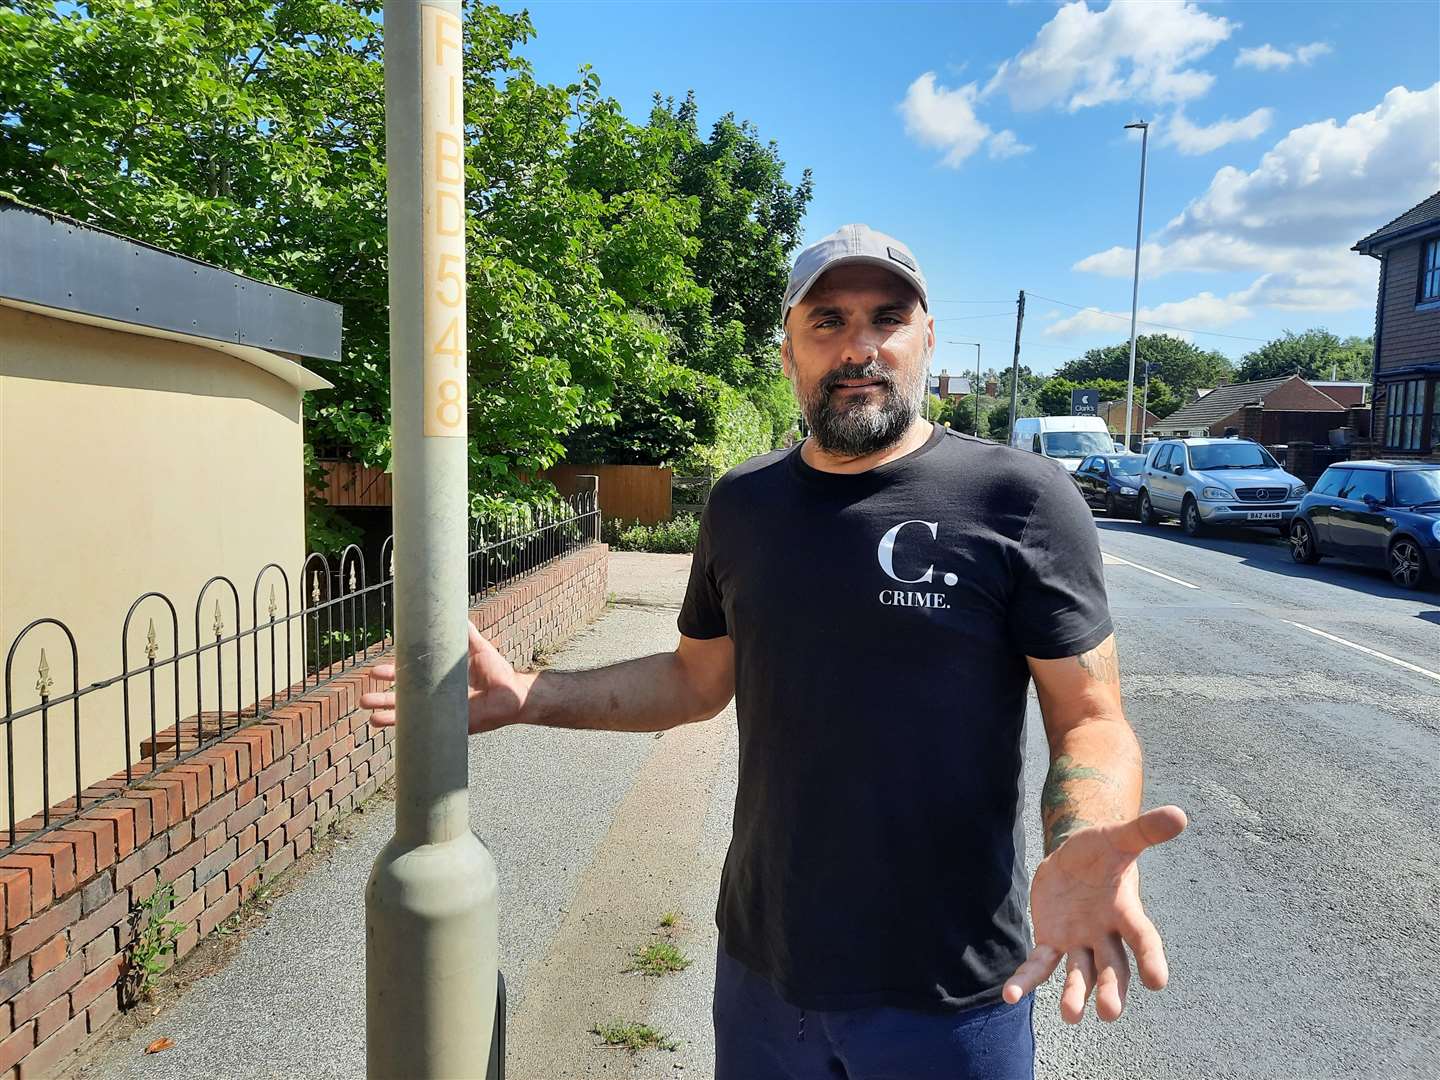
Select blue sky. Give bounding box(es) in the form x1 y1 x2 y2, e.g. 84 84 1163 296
500 0 1439 376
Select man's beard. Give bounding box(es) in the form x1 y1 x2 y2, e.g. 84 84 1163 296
799 358 929 457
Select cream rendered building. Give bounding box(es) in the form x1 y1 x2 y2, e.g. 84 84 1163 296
0 199 340 831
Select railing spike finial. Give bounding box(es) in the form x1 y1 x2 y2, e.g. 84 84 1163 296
268 584 278 620
312 570 321 604
213 599 224 639
388 551 395 579
145 618 159 660
349 562 358 593
36 649 53 699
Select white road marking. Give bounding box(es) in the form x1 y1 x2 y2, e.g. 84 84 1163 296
1280 620 1440 684
1100 551 1201 590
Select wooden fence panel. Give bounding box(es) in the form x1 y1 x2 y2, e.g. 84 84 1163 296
543 464 672 525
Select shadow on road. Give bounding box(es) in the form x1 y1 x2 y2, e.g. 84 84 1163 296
1094 518 1438 602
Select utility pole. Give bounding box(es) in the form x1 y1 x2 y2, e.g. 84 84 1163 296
1139 361 1152 444
1123 121 1149 452
1008 290 1025 444
368 3 500 1078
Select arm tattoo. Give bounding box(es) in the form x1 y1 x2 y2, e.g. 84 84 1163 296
1074 640 1120 685
1041 754 1117 853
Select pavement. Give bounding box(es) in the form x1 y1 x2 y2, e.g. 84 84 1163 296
68 536 1439 1080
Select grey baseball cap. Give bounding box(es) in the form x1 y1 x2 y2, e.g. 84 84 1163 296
782 223 929 324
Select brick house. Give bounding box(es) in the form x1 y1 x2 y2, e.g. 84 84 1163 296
927 369 972 400
1097 399 1160 437
1352 190 1440 462
1151 374 1351 443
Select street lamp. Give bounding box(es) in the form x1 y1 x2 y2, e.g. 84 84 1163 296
368 3 500 1077
947 341 983 436
1123 120 1149 452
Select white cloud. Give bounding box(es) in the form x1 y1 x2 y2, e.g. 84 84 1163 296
987 130 1033 159
1162 107 1273 155
1236 42 1332 71
900 73 992 167
1045 288 1254 337
985 1 1234 112
901 73 1032 166
1071 83 1440 321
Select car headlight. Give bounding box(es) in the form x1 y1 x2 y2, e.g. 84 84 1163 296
1432 521 1440 543
1201 486 1232 501
1119 486 1138 496
1290 483 1308 498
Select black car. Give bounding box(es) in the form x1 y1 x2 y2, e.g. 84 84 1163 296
1074 454 1148 518
1288 461 1440 589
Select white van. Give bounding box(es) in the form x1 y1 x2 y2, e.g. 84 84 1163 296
1011 416 1115 472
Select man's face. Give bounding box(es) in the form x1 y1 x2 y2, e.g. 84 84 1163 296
782 263 934 456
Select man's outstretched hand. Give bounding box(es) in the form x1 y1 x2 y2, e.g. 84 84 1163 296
1003 805 1187 1024
359 622 528 735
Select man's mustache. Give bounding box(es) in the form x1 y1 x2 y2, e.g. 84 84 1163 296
819 364 896 397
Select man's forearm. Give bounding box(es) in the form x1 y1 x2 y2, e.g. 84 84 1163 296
516 652 718 733
1040 720 1142 853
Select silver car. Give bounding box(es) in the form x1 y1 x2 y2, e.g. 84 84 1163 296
1138 438 1307 537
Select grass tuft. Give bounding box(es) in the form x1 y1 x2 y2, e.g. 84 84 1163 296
625 939 691 977
589 1021 678 1053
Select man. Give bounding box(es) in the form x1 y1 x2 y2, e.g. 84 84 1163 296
362 223 1186 1079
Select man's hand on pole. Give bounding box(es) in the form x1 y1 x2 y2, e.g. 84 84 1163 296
361 622 527 734
1002 805 1186 1023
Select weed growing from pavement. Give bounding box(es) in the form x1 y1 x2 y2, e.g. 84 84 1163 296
122 885 182 1008
658 911 679 929
589 1021 678 1053
626 939 691 976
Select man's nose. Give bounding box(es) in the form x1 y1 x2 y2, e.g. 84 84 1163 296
839 325 883 365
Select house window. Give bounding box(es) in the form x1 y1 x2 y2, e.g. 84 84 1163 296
1423 239 1440 302
1384 377 1435 452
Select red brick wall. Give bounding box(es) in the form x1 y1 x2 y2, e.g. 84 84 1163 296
1378 237 1440 372
0 544 607 1079
1260 376 1349 412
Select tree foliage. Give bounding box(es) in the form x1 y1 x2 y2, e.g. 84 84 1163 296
1235 330 1373 383
1050 335 1234 404
0 0 810 521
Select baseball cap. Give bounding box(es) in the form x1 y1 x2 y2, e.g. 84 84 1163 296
781 223 929 324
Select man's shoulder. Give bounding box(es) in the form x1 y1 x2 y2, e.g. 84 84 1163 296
707 447 795 504
936 429 1071 500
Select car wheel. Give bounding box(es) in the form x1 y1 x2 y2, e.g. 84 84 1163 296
1289 518 1321 564
1105 493 1118 518
1388 537 1428 590
1138 491 1157 526
1181 497 1204 537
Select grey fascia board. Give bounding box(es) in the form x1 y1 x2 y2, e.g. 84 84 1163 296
0 202 341 362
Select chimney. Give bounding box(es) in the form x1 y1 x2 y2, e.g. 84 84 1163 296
985 378 998 398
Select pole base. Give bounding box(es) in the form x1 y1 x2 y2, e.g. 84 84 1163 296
366 831 499 1079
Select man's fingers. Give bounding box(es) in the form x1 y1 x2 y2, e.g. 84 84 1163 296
359 690 395 712
1118 905 1170 991
468 622 512 688
1112 804 1188 856
1002 944 1061 1004
1094 934 1130 1022
368 709 395 728
1060 950 1095 1025
368 662 396 682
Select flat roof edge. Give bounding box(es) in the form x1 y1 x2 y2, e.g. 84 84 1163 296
0 200 342 363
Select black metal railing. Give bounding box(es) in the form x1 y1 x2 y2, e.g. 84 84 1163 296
1 491 600 855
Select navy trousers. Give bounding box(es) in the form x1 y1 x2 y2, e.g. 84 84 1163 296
713 943 1035 1080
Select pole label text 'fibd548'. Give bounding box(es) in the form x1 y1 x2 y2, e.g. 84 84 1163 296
422 6 465 437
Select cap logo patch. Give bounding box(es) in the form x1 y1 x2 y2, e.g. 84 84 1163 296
887 246 916 272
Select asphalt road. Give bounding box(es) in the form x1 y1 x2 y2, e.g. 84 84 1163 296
1031 516 1439 1080
70 535 1438 1080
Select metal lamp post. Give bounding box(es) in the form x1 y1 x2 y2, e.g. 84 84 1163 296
947 341 983 436
367 3 501 1077
1122 120 1149 452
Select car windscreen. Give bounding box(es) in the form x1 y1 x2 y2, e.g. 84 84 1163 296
1042 431 1114 459
1189 442 1278 470
1105 455 1146 476
1394 468 1440 506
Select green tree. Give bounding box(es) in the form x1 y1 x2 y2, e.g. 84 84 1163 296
1054 336 1234 401
1236 329 1373 382
0 0 810 524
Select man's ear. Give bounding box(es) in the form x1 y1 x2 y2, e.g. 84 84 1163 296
780 335 794 379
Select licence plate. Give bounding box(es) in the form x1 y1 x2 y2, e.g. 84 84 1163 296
1247 511 1283 521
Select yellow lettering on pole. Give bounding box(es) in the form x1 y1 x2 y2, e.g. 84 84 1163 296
422 5 465 437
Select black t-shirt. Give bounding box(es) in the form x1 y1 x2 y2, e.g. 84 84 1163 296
678 423 1113 1012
